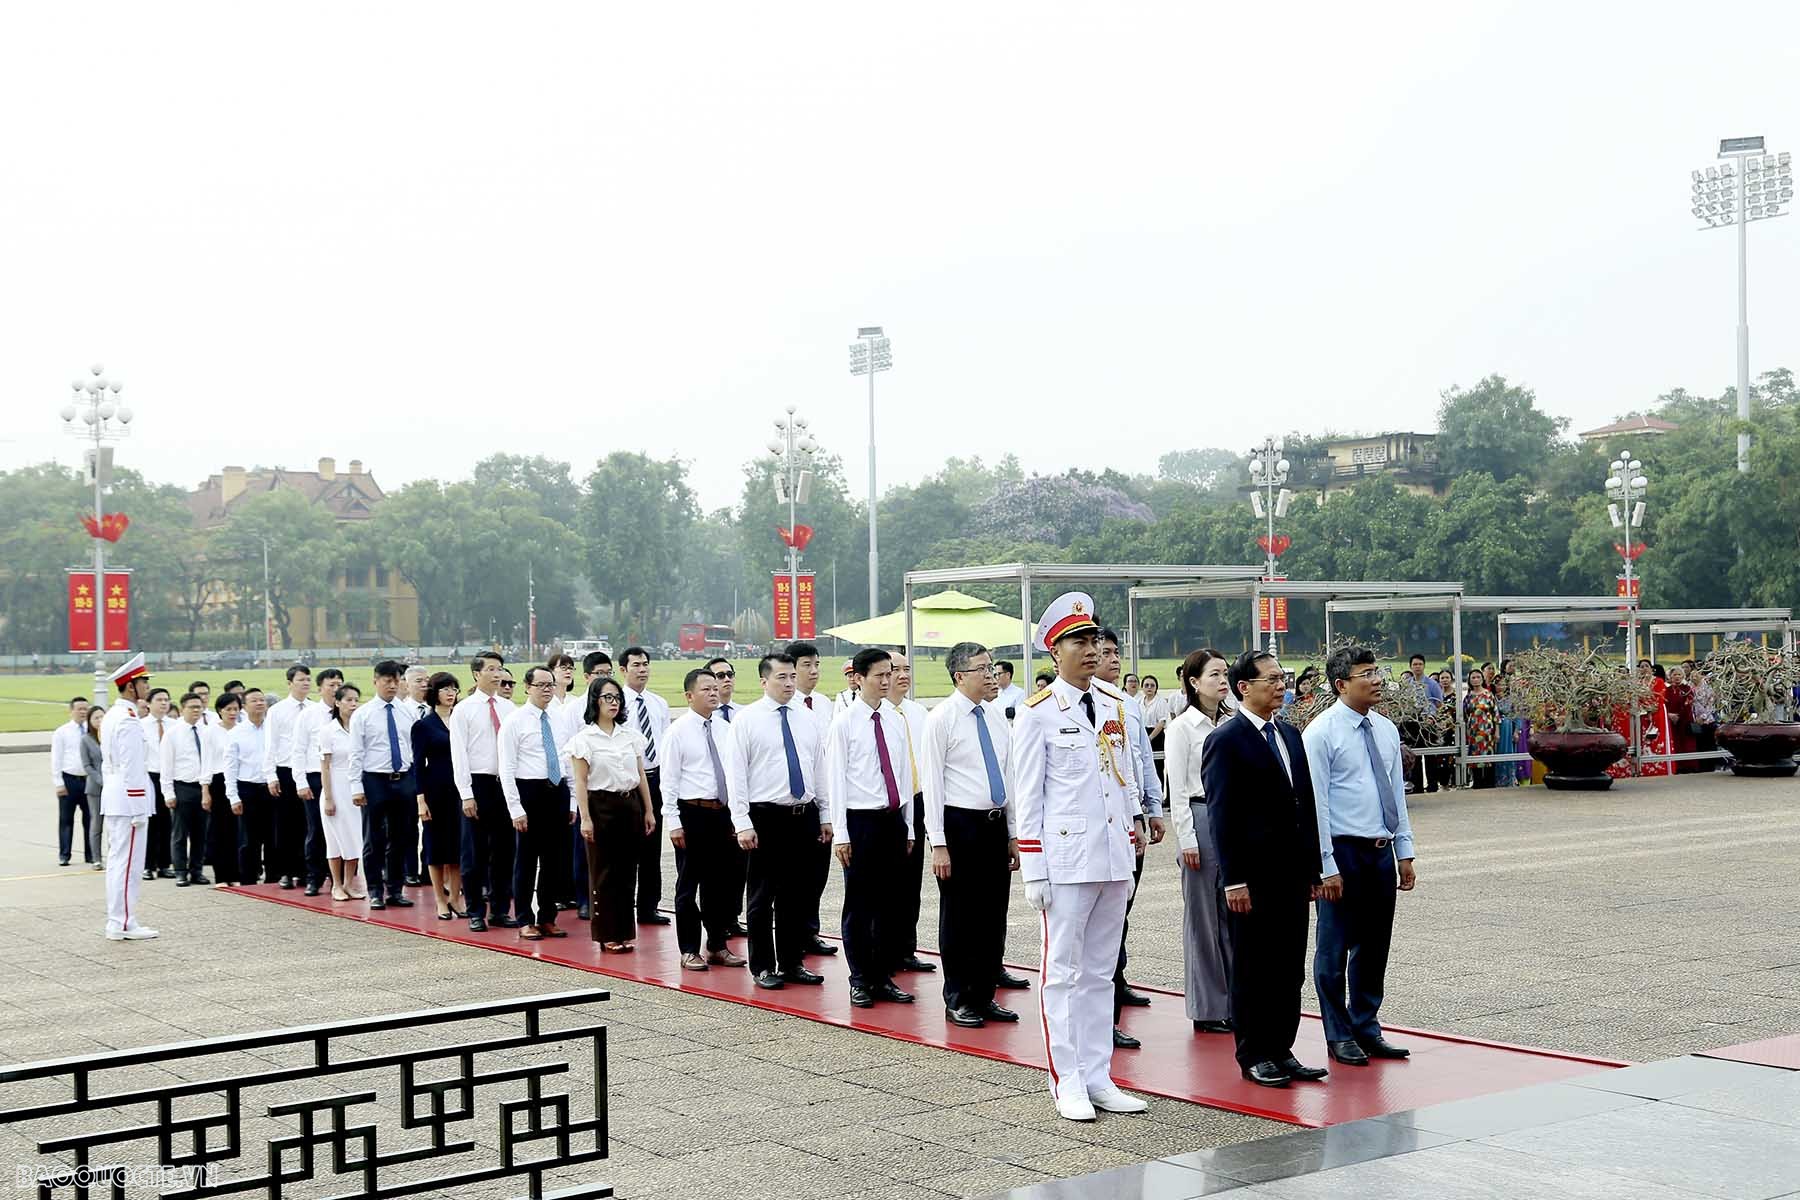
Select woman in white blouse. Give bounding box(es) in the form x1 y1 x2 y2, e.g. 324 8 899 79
565 676 656 952
317 684 366 901
1164 647 1236 1034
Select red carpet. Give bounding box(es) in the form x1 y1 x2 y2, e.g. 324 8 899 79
226 884 1624 1128
1701 1033 1800 1071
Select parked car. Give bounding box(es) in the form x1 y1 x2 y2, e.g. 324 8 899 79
207 650 261 669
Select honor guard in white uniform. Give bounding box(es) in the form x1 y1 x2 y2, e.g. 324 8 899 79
100 653 159 940
1011 594 1149 1122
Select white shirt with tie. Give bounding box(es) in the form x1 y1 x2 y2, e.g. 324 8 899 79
225 718 268 804
622 683 671 771
921 689 1016 848
347 695 417 785
450 689 510 801
723 694 826 834
160 716 210 799
1225 708 1295 897
497 700 573 820
139 713 171 771
660 710 735 832
824 697 910 839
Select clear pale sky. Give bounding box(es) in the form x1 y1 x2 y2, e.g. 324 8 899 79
4 2 1797 512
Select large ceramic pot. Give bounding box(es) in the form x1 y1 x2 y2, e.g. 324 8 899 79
1529 730 1629 790
1715 722 1800 777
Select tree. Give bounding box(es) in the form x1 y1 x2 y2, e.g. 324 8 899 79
1157 447 1243 491
869 480 971 612
209 490 343 649
1435 375 1569 483
734 452 861 630
581 452 697 640
928 455 1023 508
0 464 91 654
971 473 1154 547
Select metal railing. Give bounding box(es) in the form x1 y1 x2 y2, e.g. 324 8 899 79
1 989 610 1200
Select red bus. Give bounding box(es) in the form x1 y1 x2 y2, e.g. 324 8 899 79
678 623 737 656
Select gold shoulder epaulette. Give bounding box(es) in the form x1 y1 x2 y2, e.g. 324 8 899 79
1091 680 1122 700
1025 686 1054 707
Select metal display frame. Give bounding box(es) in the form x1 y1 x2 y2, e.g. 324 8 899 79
1638 608 1795 769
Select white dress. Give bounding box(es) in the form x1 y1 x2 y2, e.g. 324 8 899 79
318 719 364 861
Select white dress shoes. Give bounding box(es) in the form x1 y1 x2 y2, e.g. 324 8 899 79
106 925 159 941
1054 1091 1097 1122
1088 1086 1149 1113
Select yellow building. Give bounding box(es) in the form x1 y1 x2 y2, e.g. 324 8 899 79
1315 432 1446 499
187 458 420 648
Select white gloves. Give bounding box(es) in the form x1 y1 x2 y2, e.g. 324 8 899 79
1024 879 1051 911
130 815 149 829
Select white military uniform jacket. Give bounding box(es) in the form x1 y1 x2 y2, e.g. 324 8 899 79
1010 676 1140 885
100 697 154 818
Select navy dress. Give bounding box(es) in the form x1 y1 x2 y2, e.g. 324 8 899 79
411 711 462 866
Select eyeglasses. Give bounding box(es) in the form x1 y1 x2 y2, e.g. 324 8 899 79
955 665 998 677
499 681 516 689
713 670 735 679
528 680 554 690
1349 668 1387 682
1252 673 1285 685
598 694 622 704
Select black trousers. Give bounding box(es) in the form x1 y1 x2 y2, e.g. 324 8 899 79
171 781 208 879
460 774 514 921
805 821 832 935
840 806 909 989
585 789 642 943
1423 748 1451 792
938 805 1011 1012
235 780 276 884
1313 836 1399 1044
635 769 665 918
145 774 172 869
1113 829 1148 1022
746 801 820 977
360 770 418 899
58 772 93 863
1223 876 1312 1069
897 793 926 959
725 826 749 923
272 766 307 881
514 779 570 926
304 771 328 887
673 801 735 955
207 774 240 884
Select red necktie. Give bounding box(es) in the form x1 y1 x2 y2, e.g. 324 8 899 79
872 710 901 810
488 696 500 732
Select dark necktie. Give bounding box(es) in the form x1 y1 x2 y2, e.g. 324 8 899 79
872 710 901 810
778 705 806 800
1360 715 1401 835
192 723 203 771
704 718 729 803
973 705 1006 805
636 695 658 766
1080 692 1096 729
385 703 401 771
720 703 732 723
1262 720 1288 782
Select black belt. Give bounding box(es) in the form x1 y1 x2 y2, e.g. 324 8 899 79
1187 795 1207 806
680 798 726 810
947 805 1008 822
750 800 814 814
1336 834 1392 849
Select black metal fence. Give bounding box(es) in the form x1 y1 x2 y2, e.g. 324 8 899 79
0 989 610 1200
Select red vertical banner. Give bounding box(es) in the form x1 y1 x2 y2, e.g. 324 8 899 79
772 572 818 640
67 570 131 651
1257 595 1289 634
1616 575 1640 599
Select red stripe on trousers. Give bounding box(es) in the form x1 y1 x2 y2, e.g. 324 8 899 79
1039 907 1059 1091
122 824 136 926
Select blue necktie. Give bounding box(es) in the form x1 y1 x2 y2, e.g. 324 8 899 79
192 723 203 767
778 705 806 800
540 709 562 786
1360 715 1401 835
385 702 402 771
973 704 1006 806
720 703 732 723
1262 720 1288 782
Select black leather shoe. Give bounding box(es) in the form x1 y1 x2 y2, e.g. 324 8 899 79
1328 1040 1370 1065
176 878 191 887
386 895 414 907
727 922 749 938
368 897 387 910
404 874 426 887
158 868 177 879
1280 1056 1328 1081
982 1001 1020 1023
143 869 157 881
1194 1019 1234 1033
807 937 838 955
577 904 590 921
1119 987 1152 1007
782 967 824 985
1359 1035 1411 1059
876 982 914 1004
945 1006 986 1027
191 874 211 886
278 876 295 889
303 883 320 896
492 915 524 928
848 985 875 1007
1113 1027 1141 1049
754 971 786 990
468 917 488 933
554 900 576 911
996 970 1031 989
1242 1061 1291 1088
58 858 70 867
639 912 672 926
897 955 936 973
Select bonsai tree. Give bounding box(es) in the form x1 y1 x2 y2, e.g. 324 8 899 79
1279 638 1428 734
1699 639 1800 725
1507 645 1650 734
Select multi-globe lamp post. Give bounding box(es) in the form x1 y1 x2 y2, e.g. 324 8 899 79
849 327 891 620
1247 436 1292 654
766 406 818 642
59 363 132 705
1689 137 1791 474
1605 448 1648 603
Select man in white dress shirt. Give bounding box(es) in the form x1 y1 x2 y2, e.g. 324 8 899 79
922 641 1020 1029
402 665 430 885
994 661 1026 720
787 640 839 958
101 654 158 940
349 660 419 910
619 647 672 926
662 667 746 971
548 652 589 916
52 696 93 866
725 652 832 990
292 668 343 896
887 652 937 977
1012 594 1149 1122
498 665 576 940
825 649 915 1007
705 655 750 938
226 689 273 885
262 664 315 891
451 651 519 933
161 691 212 886
139 688 177 881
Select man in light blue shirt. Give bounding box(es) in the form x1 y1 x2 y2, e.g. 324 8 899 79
1301 646 1419 1069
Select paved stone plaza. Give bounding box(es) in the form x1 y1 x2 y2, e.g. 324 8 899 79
3 744 1797 1198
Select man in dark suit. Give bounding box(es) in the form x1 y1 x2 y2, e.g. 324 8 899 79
1200 649 1332 1089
